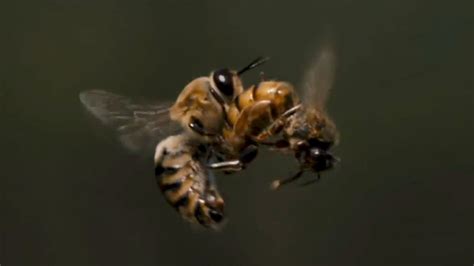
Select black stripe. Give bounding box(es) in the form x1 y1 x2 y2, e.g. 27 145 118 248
155 165 178 176
173 193 190 209
159 181 182 192
155 165 165 176
209 209 224 223
194 203 209 227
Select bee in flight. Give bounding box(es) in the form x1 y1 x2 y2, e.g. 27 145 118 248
78 45 340 228
264 44 340 189
78 58 266 229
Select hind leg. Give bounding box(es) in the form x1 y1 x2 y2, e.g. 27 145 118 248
270 169 304 190
207 160 243 172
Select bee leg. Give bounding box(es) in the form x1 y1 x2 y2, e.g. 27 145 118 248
260 139 292 153
285 104 302 115
207 144 258 173
270 169 304 190
259 71 266 81
239 144 258 165
207 160 243 172
255 120 285 142
188 116 216 137
255 104 303 142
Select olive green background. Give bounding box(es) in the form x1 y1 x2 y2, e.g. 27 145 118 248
1 0 473 265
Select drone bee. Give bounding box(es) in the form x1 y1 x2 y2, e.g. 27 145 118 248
79 89 241 229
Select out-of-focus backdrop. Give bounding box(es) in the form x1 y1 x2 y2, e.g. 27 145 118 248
2 0 473 265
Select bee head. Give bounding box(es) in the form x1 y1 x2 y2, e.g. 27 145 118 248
210 68 243 103
307 147 338 173
295 138 338 173
209 56 269 104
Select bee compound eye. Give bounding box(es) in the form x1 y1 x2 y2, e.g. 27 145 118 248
212 68 234 97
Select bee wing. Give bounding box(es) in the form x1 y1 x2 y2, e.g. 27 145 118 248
79 90 181 155
300 43 336 111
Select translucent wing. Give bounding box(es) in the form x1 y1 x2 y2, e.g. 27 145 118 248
79 90 181 154
300 43 336 111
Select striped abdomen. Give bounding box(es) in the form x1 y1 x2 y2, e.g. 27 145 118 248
155 151 224 228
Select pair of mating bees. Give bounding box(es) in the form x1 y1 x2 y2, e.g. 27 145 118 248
79 45 339 229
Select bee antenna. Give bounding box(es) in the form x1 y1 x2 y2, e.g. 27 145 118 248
237 56 270 76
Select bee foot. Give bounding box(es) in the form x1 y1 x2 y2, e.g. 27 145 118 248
270 180 282 190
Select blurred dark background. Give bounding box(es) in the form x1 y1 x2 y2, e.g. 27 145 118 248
1 0 473 265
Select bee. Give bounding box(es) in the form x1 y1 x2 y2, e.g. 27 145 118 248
77 56 268 228
79 90 240 229
212 45 340 189
154 134 226 228
265 45 340 189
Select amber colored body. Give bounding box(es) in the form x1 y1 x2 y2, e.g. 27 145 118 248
168 69 246 141
220 80 300 157
218 78 338 188
169 77 225 139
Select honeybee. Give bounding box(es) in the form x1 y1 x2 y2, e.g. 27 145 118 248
266 45 340 189
154 134 227 228
77 57 266 228
213 45 340 189
79 89 241 229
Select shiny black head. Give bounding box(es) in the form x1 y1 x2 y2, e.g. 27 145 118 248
212 68 235 98
307 148 337 172
307 138 333 151
210 57 269 103
296 138 338 173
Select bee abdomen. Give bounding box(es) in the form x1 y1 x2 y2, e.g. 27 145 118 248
155 162 225 228
194 200 224 227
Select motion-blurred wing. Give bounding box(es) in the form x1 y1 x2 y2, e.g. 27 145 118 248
300 43 336 111
79 90 181 154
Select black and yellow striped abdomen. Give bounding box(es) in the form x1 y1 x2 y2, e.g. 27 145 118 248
154 135 225 228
